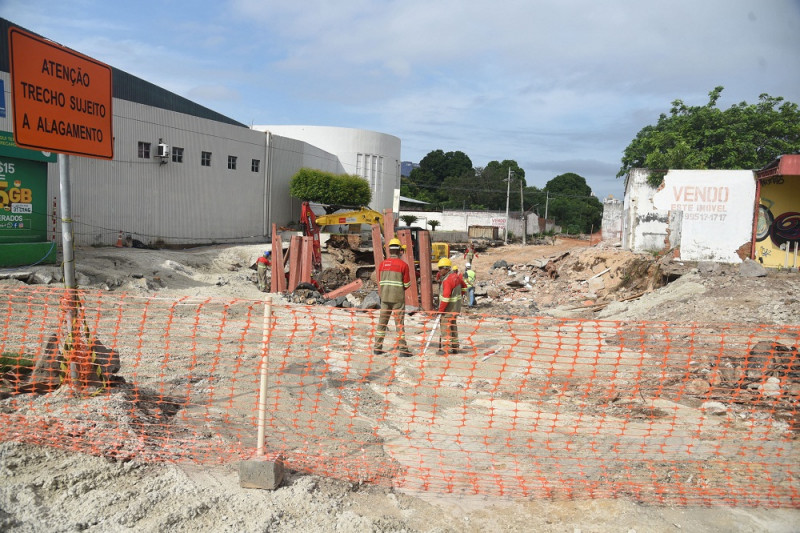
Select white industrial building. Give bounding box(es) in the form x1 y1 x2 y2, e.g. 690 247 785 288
0 17 400 249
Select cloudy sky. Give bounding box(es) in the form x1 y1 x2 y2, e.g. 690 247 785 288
3 0 799 200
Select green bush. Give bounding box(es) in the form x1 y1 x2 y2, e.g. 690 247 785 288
1 352 34 372
290 168 371 206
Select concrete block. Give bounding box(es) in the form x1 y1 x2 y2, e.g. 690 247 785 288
740 258 767 278
238 457 285 490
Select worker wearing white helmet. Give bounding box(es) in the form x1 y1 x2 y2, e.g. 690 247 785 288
256 250 271 292
374 238 412 357
464 262 476 307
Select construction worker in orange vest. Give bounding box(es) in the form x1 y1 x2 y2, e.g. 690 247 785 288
436 257 467 355
256 251 271 292
374 238 412 357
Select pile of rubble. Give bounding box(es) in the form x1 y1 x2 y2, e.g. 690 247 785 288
655 339 800 433
276 240 675 316
714 340 798 406
468 244 671 316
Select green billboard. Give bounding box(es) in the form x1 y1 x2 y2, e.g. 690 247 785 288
0 130 57 266
0 156 49 242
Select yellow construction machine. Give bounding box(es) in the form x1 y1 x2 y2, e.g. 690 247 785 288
430 242 450 262
315 209 449 262
300 201 450 269
300 202 384 270
313 206 384 229
407 226 451 266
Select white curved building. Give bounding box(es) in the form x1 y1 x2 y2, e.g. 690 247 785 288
253 125 401 211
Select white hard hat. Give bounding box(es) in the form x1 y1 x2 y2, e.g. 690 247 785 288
465 263 471 268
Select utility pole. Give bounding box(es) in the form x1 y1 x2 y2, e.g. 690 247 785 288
520 180 525 245
504 167 512 245
544 190 550 229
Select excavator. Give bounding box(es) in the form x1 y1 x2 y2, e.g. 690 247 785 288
300 201 450 272
300 201 383 271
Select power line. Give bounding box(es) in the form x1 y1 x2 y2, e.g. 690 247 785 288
402 180 600 200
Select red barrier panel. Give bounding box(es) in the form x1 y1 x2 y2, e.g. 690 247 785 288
0 286 798 506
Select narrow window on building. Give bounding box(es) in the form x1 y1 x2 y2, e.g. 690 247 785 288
356 153 363 177
228 156 237 170
171 147 184 163
251 159 260 172
201 151 212 167
138 142 151 158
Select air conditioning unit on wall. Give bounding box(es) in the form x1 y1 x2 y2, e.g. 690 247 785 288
157 143 170 158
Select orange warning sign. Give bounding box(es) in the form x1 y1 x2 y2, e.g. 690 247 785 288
8 27 113 159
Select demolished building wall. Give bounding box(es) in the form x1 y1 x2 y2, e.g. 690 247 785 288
622 169 667 252
623 169 756 262
601 196 623 243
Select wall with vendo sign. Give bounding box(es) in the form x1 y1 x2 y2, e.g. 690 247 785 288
622 169 756 262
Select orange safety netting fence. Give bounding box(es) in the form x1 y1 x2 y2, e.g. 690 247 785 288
0 286 798 507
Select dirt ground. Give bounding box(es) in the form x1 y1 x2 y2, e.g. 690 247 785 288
1 237 799 532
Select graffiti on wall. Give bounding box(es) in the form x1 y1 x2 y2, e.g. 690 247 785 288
771 211 800 246
758 197 800 246
756 200 774 241
756 172 800 268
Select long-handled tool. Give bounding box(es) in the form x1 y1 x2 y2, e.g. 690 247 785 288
421 315 441 355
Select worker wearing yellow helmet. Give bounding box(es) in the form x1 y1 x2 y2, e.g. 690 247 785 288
374 236 412 357
436 256 466 355
387 237 406 251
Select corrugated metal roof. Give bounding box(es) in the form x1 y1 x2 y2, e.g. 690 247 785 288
756 154 800 180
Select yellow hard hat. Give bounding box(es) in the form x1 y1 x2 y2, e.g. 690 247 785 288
388 237 403 249
437 257 452 269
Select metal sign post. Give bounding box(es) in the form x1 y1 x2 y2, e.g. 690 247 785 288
58 154 75 289
9 24 114 394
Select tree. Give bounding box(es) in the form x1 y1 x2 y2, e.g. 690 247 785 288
402 151 544 212
403 150 473 207
290 168 371 207
618 87 800 186
436 160 527 211
468 160 526 211
542 173 602 234
428 220 440 231
400 215 419 226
